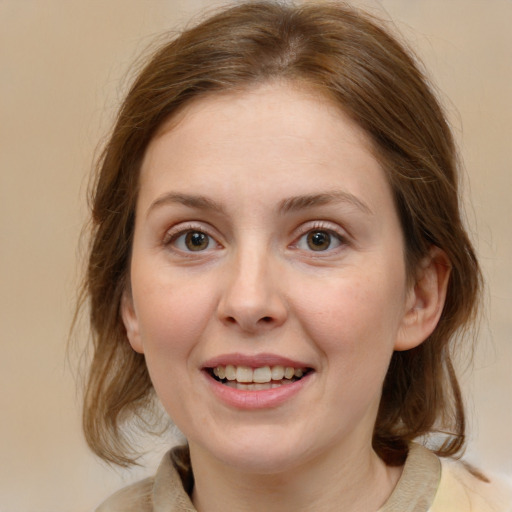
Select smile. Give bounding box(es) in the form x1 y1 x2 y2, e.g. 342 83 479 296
208 365 310 390
202 359 315 409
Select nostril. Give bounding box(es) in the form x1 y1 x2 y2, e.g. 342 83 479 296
260 316 272 323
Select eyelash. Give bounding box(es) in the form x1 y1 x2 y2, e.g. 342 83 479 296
162 221 349 255
292 222 348 253
163 223 220 254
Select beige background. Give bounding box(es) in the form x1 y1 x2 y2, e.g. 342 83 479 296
1 1 511 511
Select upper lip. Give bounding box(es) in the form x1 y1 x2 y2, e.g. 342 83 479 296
202 353 313 369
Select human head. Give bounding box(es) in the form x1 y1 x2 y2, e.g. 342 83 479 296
82 0 481 466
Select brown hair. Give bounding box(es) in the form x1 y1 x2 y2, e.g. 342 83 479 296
80 1 481 467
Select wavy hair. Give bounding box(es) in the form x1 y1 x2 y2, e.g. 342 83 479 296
79 1 481 466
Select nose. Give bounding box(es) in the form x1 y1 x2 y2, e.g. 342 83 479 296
217 246 288 334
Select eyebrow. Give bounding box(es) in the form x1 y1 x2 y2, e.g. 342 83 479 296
146 192 226 217
146 190 373 217
278 191 373 216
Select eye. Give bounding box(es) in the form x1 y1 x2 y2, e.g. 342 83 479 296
296 229 344 252
172 230 214 252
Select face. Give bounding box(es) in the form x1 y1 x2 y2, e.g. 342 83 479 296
123 82 424 474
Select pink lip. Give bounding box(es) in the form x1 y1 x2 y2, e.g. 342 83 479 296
202 370 313 410
202 352 312 369
200 353 315 410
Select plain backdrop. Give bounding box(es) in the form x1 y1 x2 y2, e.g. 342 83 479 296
1 1 511 511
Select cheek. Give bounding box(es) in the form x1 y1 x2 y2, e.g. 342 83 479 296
293 269 406 372
131 269 217 358
130 272 218 419
284 271 406 436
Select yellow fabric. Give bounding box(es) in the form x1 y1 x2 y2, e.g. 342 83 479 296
378 443 440 511
432 458 512 512
96 443 512 511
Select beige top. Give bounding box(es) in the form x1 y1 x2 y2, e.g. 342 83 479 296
96 443 512 512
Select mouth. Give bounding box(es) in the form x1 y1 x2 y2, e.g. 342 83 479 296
206 364 313 391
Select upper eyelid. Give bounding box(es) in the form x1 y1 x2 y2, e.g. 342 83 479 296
161 220 349 246
163 222 219 244
162 226 223 257
294 220 348 238
291 221 351 252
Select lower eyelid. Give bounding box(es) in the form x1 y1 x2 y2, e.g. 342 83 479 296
163 223 347 253
293 225 347 249
175 232 212 251
305 232 342 249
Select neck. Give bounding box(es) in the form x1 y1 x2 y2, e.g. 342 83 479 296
189 440 402 512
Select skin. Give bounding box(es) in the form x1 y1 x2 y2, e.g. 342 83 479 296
122 82 450 512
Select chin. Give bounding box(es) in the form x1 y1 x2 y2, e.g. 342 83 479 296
190 426 315 475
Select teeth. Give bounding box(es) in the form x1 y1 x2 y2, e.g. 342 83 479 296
210 364 308 385
236 366 253 383
284 367 295 379
253 366 271 383
271 365 284 380
225 364 236 381
224 381 292 390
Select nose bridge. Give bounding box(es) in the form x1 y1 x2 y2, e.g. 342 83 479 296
218 237 287 332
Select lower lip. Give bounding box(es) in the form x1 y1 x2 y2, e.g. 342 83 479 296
203 371 313 410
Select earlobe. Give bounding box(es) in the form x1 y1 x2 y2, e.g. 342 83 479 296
395 247 451 351
121 290 144 354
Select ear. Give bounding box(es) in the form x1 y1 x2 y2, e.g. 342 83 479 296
395 247 451 351
121 290 144 354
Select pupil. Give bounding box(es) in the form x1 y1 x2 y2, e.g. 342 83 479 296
186 231 209 251
307 231 330 251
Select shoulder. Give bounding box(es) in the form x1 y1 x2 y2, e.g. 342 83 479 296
95 477 154 512
382 443 512 512
431 457 512 512
94 446 196 512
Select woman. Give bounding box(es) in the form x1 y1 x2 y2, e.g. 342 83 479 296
80 2 511 510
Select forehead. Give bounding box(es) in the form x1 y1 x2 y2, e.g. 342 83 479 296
150 81 374 153
139 81 391 213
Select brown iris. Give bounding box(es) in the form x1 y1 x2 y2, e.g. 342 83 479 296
307 230 331 251
185 231 210 251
